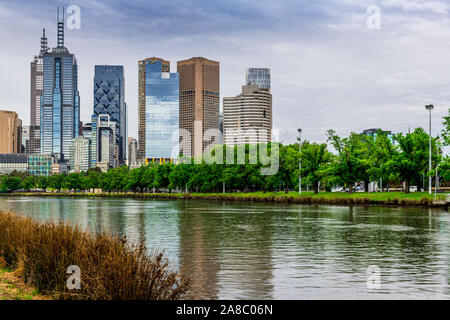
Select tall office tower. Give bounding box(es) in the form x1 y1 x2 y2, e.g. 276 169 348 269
23 125 30 154
138 57 170 161
0 110 21 154
70 136 91 172
90 114 117 171
29 29 49 154
40 9 80 163
93 65 127 164
177 57 220 158
127 137 137 166
90 114 98 168
246 68 271 90
144 60 179 162
16 118 23 153
223 85 272 145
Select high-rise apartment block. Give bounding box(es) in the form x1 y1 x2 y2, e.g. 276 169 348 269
177 57 220 158
70 136 91 172
223 85 272 145
138 57 170 161
93 65 127 164
40 11 80 163
0 110 22 154
246 68 271 90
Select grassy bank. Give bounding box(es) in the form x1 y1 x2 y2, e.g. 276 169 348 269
0 211 189 300
0 265 50 300
2 191 447 208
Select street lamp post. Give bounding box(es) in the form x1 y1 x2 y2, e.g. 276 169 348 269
425 105 434 195
435 164 439 199
298 128 302 194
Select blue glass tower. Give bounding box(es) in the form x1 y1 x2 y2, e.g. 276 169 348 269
40 11 80 163
145 60 179 161
93 65 127 164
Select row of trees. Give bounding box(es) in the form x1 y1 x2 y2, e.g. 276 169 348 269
1 124 450 194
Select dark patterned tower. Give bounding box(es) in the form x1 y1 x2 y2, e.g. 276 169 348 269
93 65 127 164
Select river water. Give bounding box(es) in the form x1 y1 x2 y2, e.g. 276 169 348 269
0 196 449 299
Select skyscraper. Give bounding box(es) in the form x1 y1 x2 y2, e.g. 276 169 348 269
90 114 117 171
29 29 48 154
144 60 179 162
40 9 80 163
93 65 127 164
127 137 137 166
70 135 91 172
177 57 220 158
0 110 21 154
223 85 272 145
246 68 271 90
138 57 170 161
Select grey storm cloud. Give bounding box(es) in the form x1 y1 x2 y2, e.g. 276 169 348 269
0 0 449 146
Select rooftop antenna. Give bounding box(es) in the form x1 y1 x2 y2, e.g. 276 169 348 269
57 7 64 48
40 28 48 53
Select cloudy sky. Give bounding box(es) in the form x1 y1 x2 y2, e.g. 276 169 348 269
0 0 449 144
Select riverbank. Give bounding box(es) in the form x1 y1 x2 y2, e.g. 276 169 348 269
2 191 447 208
0 210 189 300
0 264 50 300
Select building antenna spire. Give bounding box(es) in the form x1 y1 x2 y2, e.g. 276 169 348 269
57 7 64 48
40 28 48 53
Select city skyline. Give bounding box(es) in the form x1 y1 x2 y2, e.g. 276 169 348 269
1 0 450 146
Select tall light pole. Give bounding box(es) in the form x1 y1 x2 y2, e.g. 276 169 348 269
435 164 439 199
425 105 434 195
298 128 302 194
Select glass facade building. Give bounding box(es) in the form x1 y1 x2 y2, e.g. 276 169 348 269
27 154 54 176
40 21 80 163
93 66 126 164
246 68 271 90
145 60 179 161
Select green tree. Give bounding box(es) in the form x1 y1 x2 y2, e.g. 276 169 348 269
326 130 366 193
441 108 450 146
168 163 192 192
0 176 23 192
22 175 37 191
300 142 333 194
387 128 438 193
47 174 65 191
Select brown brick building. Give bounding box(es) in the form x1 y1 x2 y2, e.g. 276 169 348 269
137 57 170 161
177 57 220 158
0 110 22 154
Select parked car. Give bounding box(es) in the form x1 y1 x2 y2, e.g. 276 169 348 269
409 186 418 192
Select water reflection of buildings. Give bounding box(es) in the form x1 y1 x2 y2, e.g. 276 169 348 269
178 201 275 299
178 201 221 299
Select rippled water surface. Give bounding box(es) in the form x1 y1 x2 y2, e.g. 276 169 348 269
1 196 449 299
